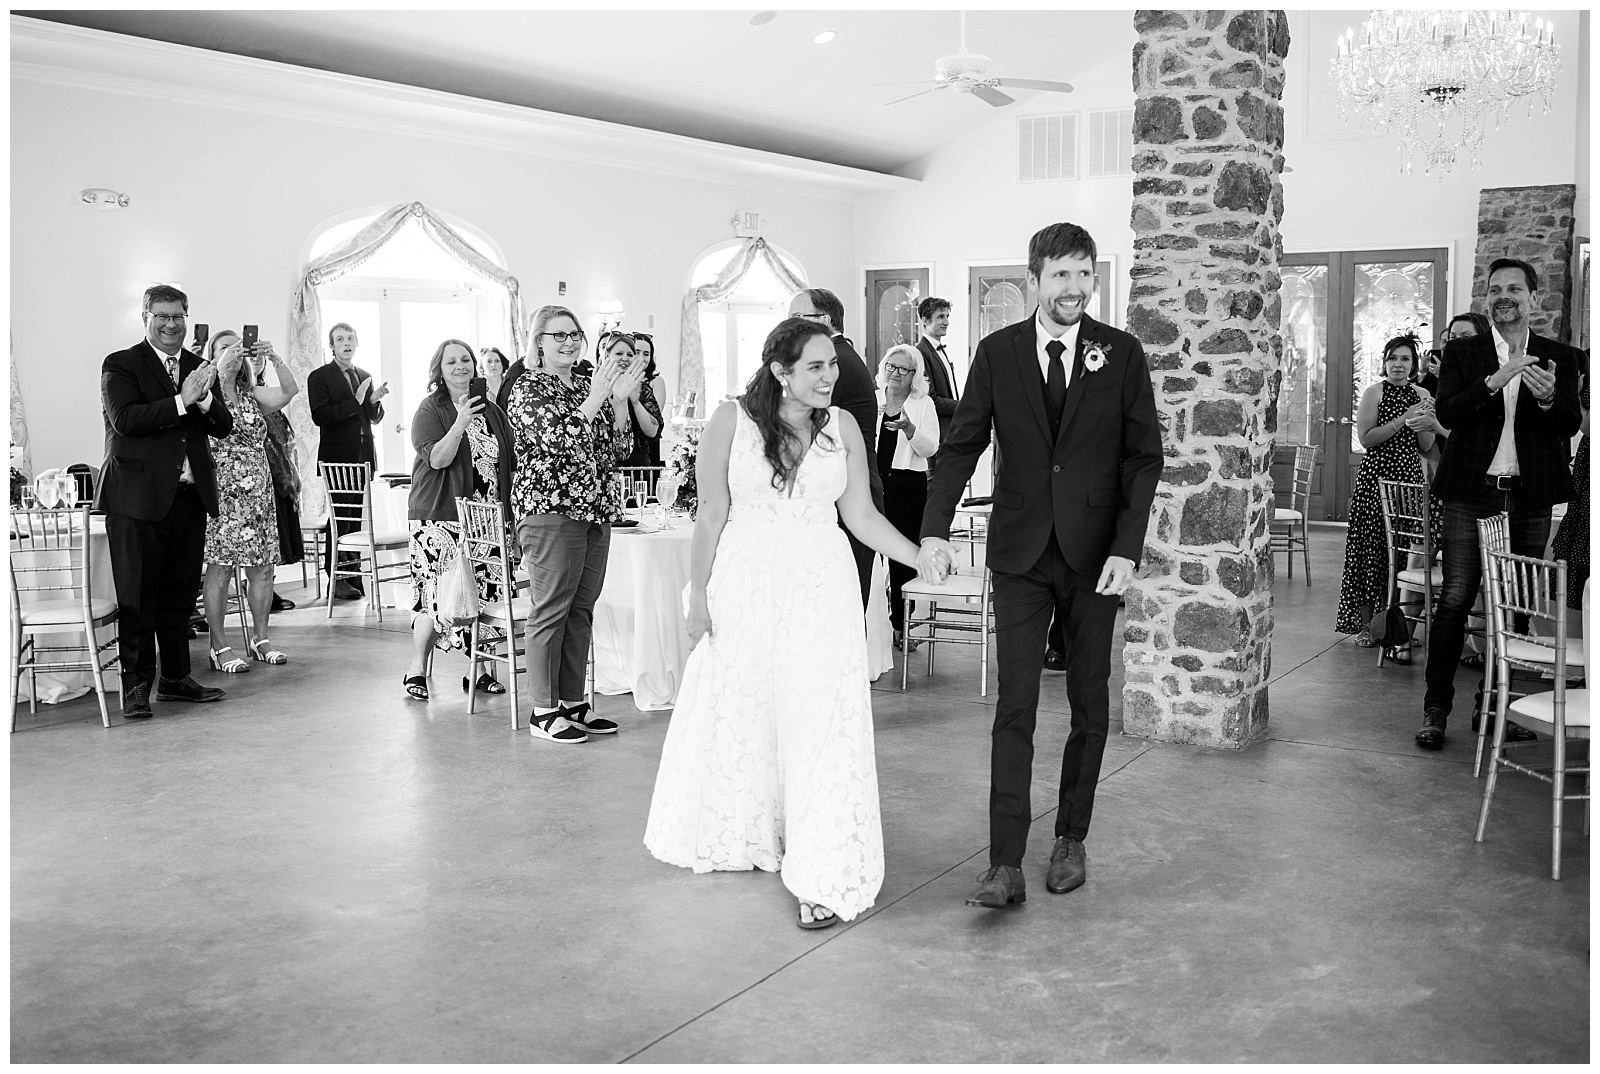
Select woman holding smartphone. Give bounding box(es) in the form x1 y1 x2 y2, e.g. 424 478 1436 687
505 307 644 741
200 330 299 671
402 338 516 701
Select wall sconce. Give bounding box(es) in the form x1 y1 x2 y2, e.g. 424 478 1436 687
80 188 131 210
596 299 625 333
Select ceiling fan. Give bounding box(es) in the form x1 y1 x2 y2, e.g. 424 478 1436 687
873 11 1074 108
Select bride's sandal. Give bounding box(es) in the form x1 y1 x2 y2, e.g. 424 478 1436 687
797 901 839 930
209 646 250 673
248 638 288 665
403 675 429 701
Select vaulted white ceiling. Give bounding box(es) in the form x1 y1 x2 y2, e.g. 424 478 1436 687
21 9 1136 174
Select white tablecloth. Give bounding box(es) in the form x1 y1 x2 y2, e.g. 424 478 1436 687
11 515 121 704
592 516 894 711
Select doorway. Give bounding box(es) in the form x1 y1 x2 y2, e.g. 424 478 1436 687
863 267 928 373
1278 248 1449 520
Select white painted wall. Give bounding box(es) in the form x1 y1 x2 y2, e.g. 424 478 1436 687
11 38 865 475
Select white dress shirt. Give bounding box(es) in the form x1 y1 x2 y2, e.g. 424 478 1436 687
1034 309 1082 390
1487 325 1523 477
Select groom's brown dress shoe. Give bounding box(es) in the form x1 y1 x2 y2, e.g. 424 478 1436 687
965 865 1026 908
1046 836 1087 894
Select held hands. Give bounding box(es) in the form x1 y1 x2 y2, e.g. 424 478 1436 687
917 538 957 585
1095 555 1136 597
1519 360 1557 402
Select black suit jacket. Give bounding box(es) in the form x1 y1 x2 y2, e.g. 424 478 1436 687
1433 329 1582 506
308 361 384 465
921 312 1163 577
829 334 885 510
96 340 234 520
496 358 527 413
916 336 959 438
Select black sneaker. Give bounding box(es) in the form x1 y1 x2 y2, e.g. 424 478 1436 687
1415 708 1447 750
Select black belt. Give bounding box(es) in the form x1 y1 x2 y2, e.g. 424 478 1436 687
1485 475 1520 492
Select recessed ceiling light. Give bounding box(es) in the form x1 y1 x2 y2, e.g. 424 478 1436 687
813 30 837 44
748 11 775 27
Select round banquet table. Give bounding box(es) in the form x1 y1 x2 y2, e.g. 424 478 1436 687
592 514 895 711
10 513 121 704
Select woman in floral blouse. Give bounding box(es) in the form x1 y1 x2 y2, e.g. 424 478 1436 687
506 304 645 743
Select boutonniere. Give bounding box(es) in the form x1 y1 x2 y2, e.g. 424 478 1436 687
1082 342 1109 373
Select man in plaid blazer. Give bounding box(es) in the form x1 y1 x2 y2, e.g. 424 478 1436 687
1417 257 1584 749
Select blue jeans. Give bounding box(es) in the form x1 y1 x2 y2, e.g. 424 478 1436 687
1423 486 1552 715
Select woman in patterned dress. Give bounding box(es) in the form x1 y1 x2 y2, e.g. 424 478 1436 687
402 339 516 701
201 330 300 671
505 306 644 742
1335 334 1444 660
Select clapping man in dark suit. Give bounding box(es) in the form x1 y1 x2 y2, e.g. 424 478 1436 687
307 322 388 599
915 296 960 458
788 287 886 608
97 284 234 718
919 223 1162 908
1417 257 1583 749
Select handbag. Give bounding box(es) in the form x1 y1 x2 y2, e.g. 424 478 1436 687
1367 604 1412 648
436 545 481 626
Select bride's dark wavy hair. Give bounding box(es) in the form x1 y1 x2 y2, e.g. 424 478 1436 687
740 317 836 491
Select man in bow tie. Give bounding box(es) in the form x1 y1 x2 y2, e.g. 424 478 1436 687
918 222 1162 909
308 322 388 599
97 284 234 718
915 297 960 466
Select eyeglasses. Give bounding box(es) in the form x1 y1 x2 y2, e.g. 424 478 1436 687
540 331 585 344
147 313 187 324
884 365 916 376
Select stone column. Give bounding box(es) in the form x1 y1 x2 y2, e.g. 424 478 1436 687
1470 184 1577 343
1120 11 1290 748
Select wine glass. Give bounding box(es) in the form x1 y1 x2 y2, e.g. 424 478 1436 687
58 472 80 507
35 474 60 509
633 480 650 522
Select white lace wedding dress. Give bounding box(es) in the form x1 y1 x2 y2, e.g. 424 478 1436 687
644 404 884 920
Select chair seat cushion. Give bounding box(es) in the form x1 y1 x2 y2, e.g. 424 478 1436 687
1274 508 1303 522
1502 636 1587 669
478 596 532 623
902 574 987 601
337 531 409 549
19 597 118 626
1397 565 1444 587
1508 689 1591 733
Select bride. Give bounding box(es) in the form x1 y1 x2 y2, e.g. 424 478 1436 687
644 318 924 929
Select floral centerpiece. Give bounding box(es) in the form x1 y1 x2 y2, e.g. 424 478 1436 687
10 466 29 507
659 418 705 517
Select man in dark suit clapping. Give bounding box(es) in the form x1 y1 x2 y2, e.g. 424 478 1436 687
919 223 1162 908
307 322 387 599
97 284 233 718
787 287 885 609
1417 257 1583 749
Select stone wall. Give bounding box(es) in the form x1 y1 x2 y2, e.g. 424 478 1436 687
1470 184 1577 343
1121 11 1289 748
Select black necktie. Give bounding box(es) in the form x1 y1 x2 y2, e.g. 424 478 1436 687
346 368 361 396
1045 339 1067 426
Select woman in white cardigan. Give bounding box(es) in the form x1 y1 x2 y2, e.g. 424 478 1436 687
875 343 942 648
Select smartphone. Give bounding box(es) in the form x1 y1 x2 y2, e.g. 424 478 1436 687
241 324 259 353
468 376 488 404
192 323 210 353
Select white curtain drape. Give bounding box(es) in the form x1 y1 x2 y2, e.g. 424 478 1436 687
10 335 32 478
677 237 806 410
285 202 525 518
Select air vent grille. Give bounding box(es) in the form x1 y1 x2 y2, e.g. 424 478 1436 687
1017 113 1078 183
1087 108 1135 178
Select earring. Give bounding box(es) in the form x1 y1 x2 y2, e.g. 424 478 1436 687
780 379 790 398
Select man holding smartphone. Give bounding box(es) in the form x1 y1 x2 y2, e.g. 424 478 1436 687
1417 257 1583 749
97 284 234 717
308 322 388 599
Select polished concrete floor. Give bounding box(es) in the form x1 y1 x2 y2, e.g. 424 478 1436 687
11 526 1590 1063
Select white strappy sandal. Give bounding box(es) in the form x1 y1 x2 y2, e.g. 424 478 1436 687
248 638 289 665
209 646 251 673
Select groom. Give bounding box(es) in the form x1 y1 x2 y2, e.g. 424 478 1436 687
918 222 1162 908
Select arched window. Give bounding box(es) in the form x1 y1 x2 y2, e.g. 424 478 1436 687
308 211 510 472
691 241 805 402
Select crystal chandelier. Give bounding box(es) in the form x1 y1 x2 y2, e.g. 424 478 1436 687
1330 10 1561 176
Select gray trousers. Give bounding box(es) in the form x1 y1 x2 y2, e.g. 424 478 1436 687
516 513 611 708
